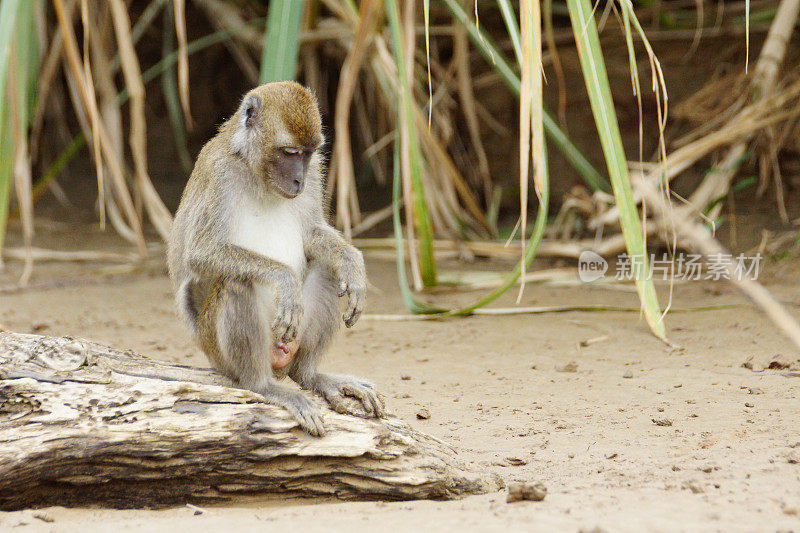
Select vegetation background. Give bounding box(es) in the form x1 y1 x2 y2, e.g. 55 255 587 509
1 0 800 345
2 3 800 529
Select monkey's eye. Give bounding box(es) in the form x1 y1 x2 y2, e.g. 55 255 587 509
281 147 301 156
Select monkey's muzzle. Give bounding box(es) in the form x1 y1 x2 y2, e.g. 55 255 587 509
274 177 304 199
273 151 307 198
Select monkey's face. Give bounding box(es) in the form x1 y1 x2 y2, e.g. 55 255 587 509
267 146 313 199
233 82 324 200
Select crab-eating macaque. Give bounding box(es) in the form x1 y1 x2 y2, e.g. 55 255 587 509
167 82 384 436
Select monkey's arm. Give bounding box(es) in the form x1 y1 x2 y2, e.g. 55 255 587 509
305 225 366 327
188 242 292 283
187 242 304 342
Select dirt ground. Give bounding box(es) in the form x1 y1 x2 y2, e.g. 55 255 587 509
1 221 800 532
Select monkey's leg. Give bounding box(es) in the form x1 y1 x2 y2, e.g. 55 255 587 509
288 262 385 418
213 280 327 436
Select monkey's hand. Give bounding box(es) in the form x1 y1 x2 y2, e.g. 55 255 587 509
269 267 304 343
309 373 385 419
337 249 366 328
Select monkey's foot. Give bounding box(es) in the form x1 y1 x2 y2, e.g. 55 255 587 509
261 386 326 437
310 373 385 419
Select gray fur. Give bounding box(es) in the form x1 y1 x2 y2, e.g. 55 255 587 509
167 82 383 436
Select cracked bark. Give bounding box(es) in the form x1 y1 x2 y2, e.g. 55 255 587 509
0 332 500 510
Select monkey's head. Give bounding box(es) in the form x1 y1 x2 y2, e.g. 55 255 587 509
231 82 324 199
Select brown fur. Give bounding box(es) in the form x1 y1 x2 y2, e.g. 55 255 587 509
167 82 384 436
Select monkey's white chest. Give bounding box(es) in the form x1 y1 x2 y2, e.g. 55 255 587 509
230 196 306 275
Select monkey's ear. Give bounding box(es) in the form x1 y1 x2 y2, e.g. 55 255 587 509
242 95 260 128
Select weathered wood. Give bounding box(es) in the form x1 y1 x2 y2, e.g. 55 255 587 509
0 332 500 510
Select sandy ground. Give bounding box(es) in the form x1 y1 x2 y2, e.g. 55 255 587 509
1 221 800 532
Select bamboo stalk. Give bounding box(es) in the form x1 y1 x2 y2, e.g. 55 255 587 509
53 0 146 255
108 0 173 241
567 0 666 341
331 0 382 239
172 0 191 127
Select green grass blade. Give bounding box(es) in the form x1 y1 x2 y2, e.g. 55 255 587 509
161 6 192 171
141 24 264 93
17 2 38 124
0 0 24 253
31 135 84 202
395 147 550 317
11 0 39 258
0 0 21 94
0 113 12 254
109 0 168 73
385 0 437 287
391 143 445 314
342 0 358 17
566 0 667 341
442 0 609 193
0 118 12 255
423 0 431 126
259 0 305 83
497 0 522 65
450 148 549 316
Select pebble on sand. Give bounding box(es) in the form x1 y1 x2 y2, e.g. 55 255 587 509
507 482 547 503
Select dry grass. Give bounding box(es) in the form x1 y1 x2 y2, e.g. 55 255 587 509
1 0 800 347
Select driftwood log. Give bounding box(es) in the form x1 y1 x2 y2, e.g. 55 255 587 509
0 332 500 510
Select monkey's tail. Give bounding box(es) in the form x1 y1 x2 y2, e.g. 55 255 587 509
177 278 200 335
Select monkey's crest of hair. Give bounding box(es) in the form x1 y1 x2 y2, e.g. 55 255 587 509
273 82 323 149
228 82 324 170
239 81 323 147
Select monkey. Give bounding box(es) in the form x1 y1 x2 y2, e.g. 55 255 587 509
167 81 384 436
